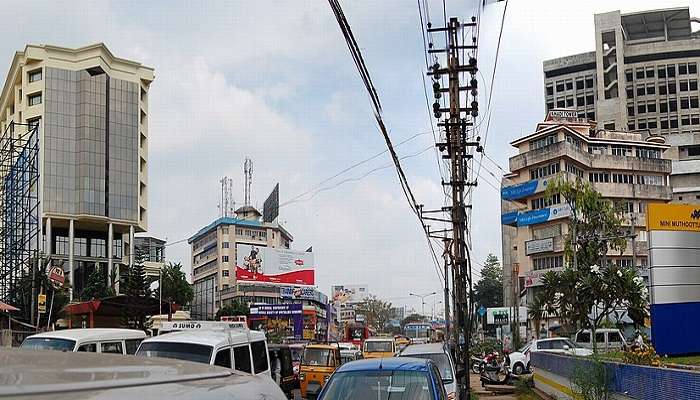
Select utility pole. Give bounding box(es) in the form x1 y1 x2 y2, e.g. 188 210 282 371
442 238 451 344
428 16 479 397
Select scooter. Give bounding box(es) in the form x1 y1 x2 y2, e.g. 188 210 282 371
479 351 511 387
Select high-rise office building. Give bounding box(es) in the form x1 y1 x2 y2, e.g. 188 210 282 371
0 43 154 301
543 7 700 201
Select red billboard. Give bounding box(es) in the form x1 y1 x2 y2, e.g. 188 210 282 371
236 244 314 285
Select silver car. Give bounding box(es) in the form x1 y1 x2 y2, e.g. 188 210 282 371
398 342 458 400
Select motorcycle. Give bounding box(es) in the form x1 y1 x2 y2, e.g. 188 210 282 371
479 351 511 387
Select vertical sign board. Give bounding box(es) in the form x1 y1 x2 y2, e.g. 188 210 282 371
647 204 700 355
263 183 279 223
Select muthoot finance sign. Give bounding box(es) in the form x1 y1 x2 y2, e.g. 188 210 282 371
647 203 700 232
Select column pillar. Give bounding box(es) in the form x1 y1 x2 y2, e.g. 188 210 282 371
68 219 75 301
107 223 113 288
129 225 135 269
45 217 52 257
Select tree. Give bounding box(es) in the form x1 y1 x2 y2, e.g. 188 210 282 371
355 295 393 332
215 300 249 320
473 254 503 309
534 179 648 352
11 260 70 327
154 262 193 321
401 313 427 328
121 263 152 330
80 264 115 301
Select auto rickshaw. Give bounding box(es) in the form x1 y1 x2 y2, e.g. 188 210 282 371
299 343 341 399
394 335 411 352
268 344 298 398
362 337 396 359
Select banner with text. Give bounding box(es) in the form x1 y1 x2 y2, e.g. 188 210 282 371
236 244 314 285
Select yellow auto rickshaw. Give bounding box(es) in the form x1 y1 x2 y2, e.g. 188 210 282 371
362 337 396 359
299 343 341 399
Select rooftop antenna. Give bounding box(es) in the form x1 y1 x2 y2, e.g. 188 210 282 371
219 177 235 217
244 158 253 206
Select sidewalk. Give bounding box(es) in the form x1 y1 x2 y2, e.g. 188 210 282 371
469 374 520 399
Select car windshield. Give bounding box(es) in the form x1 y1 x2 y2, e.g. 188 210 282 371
303 348 331 366
365 341 393 352
136 341 213 364
291 349 302 362
322 370 432 400
21 337 76 352
401 353 453 382
517 343 531 353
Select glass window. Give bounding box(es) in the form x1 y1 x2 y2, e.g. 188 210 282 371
28 92 42 106
400 353 453 382
576 80 584 90
646 68 654 79
658 66 666 78
626 87 634 98
585 77 594 88
659 83 667 95
690 63 698 75
680 80 689 91
647 101 656 113
682 97 690 109
321 370 432 400
222 242 229 248
28 69 42 82
215 348 232 368
233 345 253 373
221 255 229 262
636 69 644 79
636 86 645 97
680 64 688 75
595 332 606 344
136 342 213 364
101 341 123 354
691 80 698 91
222 270 229 277
637 103 646 114
537 340 552 350
668 65 676 78
77 343 97 352
21 338 76 351
556 81 565 92
546 85 554 96
251 341 269 374
125 339 142 355
566 80 573 91
608 332 622 343
668 82 677 94
625 70 633 82
576 331 591 343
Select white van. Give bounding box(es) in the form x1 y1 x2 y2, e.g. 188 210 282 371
1 347 287 400
21 328 146 355
136 321 271 377
574 329 627 351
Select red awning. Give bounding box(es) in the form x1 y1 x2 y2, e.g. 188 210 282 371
63 300 101 315
0 301 19 312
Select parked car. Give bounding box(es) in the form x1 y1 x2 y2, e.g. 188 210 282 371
340 349 362 365
398 342 458 400
21 328 146 355
507 338 593 375
269 344 298 398
318 357 449 400
574 329 627 351
0 347 287 400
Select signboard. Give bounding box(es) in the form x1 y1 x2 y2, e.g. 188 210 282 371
501 180 540 201
486 307 527 324
517 204 571 226
236 244 314 285
37 294 46 314
263 183 279 223
48 266 65 289
524 267 564 288
647 203 700 232
249 303 303 316
525 237 554 255
331 284 369 305
355 314 366 322
501 211 518 226
280 286 316 300
478 306 487 317
545 109 587 123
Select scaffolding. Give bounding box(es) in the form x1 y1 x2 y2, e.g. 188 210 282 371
0 122 40 322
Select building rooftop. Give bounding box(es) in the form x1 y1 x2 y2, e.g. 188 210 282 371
621 7 693 42
187 216 293 244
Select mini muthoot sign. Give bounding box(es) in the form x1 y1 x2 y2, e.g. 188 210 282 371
48 266 65 289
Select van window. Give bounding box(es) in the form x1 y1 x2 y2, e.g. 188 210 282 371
549 340 565 350
576 331 590 343
137 342 213 364
101 341 123 354
214 348 232 368
233 345 252 373
77 343 97 352
251 341 269 374
595 332 605 344
21 338 76 351
608 332 622 343
537 341 552 350
125 339 143 355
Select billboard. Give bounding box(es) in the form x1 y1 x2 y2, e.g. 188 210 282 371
263 183 280 223
331 284 369 305
236 244 314 285
486 307 527 324
280 286 317 300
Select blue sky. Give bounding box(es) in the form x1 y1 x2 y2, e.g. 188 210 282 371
2 0 694 312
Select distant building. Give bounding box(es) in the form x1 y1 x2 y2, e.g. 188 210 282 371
543 7 700 202
0 43 153 306
134 236 165 279
501 110 672 334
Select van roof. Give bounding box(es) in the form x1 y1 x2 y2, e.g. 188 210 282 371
400 343 447 355
0 347 281 399
365 337 394 342
27 328 146 342
143 328 266 348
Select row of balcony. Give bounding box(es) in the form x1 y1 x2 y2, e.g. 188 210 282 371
526 236 649 258
509 141 672 174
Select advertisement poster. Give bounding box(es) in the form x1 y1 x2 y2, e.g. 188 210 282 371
331 284 369 305
236 244 314 285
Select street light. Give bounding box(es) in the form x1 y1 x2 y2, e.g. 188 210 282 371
432 300 443 320
409 292 437 318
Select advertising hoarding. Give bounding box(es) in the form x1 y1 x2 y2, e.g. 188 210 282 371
280 286 317 300
516 204 571 226
263 183 279 223
525 237 554 255
331 284 369 305
486 307 527 324
236 244 314 285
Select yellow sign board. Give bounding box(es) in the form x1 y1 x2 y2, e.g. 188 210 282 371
647 203 700 232
37 294 47 314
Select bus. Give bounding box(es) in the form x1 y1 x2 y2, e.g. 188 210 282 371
404 322 433 343
343 321 371 347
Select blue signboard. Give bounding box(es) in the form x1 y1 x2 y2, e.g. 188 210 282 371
478 306 487 317
501 211 518 226
501 180 538 200
517 204 571 227
249 303 303 316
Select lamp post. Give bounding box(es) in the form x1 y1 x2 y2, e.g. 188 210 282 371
409 292 437 318
432 300 443 320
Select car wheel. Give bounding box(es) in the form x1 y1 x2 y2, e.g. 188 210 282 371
512 363 524 375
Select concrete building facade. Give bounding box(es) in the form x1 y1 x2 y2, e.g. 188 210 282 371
500 110 672 334
134 236 165 280
543 7 700 201
0 43 153 298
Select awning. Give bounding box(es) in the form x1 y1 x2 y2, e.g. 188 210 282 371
0 301 19 312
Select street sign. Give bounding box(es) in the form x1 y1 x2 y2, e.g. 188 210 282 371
37 294 46 314
48 266 65 289
478 306 486 317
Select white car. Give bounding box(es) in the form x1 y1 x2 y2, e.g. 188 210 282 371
507 338 593 375
398 343 458 400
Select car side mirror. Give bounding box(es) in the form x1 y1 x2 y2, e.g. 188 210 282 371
563 345 570 350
